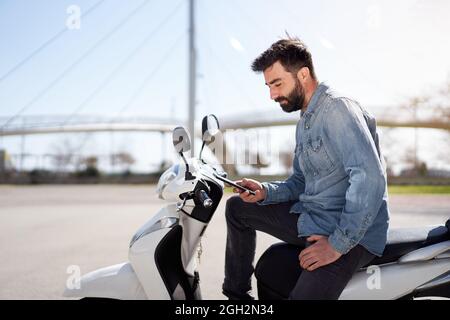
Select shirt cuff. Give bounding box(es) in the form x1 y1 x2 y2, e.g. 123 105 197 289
256 183 274 205
328 227 357 255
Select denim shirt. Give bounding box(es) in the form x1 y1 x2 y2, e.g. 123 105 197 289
260 83 390 257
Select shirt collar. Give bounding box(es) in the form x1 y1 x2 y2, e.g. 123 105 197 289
300 82 329 117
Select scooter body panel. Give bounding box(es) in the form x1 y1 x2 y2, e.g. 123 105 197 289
179 211 207 276
340 257 450 299
63 262 147 300
129 204 180 248
129 227 173 299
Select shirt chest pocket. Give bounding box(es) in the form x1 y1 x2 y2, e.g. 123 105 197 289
305 136 335 174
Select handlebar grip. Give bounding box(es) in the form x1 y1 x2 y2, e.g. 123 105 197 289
196 189 213 208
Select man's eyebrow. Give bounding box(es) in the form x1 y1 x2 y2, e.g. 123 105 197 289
265 78 282 86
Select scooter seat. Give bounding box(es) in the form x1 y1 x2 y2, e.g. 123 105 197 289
366 220 449 267
254 220 449 299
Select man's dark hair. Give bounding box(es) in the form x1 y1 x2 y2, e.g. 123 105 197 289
251 36 316 80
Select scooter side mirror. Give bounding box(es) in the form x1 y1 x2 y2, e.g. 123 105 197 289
172 126 191 154
173 126 195 180
201 114 220 145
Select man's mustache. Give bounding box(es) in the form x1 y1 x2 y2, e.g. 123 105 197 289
275 97 288 103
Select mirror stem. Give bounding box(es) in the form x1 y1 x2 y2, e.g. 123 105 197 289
199 141 206 160
180 152 195 180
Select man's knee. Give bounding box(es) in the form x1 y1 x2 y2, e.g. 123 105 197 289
225 195 246 221
226 195 244 212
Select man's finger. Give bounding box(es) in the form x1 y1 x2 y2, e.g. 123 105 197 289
300 254 317 264
307 260 322 271
299 249 309 260
299 251 315 262
301 255 318 269
299 249 307 260
307 235 324 242
299 245 316 259
240 191 252 201
244 195 258 203
241 178 258 190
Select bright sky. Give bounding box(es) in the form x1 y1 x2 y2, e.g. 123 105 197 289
0 0 449 173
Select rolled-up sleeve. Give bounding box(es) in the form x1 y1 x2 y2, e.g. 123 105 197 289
325 99 386 254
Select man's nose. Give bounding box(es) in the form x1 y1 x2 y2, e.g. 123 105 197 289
270 88 279 101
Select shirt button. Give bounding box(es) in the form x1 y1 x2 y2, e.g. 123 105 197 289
313 172 318 176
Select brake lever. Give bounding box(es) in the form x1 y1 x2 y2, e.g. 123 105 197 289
176 195 188 212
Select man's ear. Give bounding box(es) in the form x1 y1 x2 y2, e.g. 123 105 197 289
296 67 310 83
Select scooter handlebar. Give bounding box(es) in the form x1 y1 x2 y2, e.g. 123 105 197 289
196 189 213 208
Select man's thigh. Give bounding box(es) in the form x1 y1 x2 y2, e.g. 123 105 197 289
289 245 374 300
227 196 304 246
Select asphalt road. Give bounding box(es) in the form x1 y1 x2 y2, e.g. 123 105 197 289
0 185 449 299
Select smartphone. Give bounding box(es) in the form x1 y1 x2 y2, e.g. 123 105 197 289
213 174 257 196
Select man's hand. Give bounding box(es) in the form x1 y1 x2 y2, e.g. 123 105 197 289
299 235 342 271
232 178 266 203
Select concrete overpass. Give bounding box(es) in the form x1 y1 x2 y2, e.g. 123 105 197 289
1 113 448 176
1 113 449 137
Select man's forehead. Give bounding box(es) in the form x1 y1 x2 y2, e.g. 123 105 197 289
264 62 286 85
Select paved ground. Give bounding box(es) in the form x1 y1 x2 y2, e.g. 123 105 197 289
0 185 449 300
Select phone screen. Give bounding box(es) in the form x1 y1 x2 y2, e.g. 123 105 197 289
213 174 256 195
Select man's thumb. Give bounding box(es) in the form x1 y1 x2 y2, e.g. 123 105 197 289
307 235 323 242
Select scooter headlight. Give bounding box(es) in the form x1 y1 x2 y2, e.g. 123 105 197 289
156 164 179 199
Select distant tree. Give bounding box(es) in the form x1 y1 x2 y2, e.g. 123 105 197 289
432 80 450 163
418 161 428 177
111 152 135 174
400 78 450 168
279 149 294 175
401 147 428 177
430 79 450 123
50 138 77 172
379 128 401 176
76 156 100 177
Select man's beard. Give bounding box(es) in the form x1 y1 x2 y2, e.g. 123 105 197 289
275 79 305 113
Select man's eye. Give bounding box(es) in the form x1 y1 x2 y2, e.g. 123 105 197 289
275 83 281 87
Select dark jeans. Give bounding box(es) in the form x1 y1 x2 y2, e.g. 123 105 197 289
222 196 375 300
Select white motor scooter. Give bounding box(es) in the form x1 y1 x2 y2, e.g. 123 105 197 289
63 114 450 300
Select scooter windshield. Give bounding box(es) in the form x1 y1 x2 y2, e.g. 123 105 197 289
156 164 179 199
